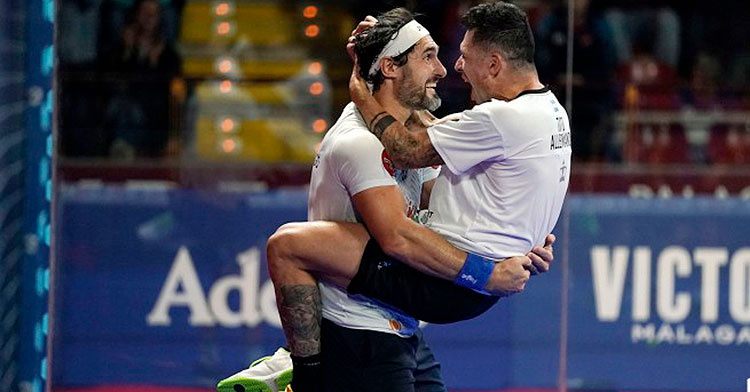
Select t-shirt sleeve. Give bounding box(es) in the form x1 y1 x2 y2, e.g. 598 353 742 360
331 132 397 196
426 105 504 174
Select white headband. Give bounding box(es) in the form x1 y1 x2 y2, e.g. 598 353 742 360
367 20 430 78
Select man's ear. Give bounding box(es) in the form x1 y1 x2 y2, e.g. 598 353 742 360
380 57 401 79
488 52 504 77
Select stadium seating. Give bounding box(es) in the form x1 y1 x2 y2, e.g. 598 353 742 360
707 123 750 165
623 122 690 164
178 1 329 163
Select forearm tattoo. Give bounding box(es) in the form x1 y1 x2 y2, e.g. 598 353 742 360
368 111 387 130
367 110 444 167
384 126 444 168
278 285 322 357
371 115 396 139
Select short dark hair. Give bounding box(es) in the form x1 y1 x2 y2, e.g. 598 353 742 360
461 1 536 68
354 8 419 92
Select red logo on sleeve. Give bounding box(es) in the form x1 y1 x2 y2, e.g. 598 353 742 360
382 150 396 177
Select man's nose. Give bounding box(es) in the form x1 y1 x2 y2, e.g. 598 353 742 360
435 60 447 79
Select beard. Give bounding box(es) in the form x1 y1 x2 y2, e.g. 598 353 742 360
398 67 442 111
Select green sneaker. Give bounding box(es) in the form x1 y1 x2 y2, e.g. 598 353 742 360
217 347 293 392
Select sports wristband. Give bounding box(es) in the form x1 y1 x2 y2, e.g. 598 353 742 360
454 253 494 292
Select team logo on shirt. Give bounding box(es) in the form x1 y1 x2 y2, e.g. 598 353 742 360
417 209 434 225
381 150 396 176
406 202 416 219
551 116 571 150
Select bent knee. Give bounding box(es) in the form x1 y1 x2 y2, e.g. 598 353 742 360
267 223 306 267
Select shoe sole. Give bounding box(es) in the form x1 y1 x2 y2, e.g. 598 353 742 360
216 369 293 392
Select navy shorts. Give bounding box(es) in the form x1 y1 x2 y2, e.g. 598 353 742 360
321 318 445 392
347 240 500 324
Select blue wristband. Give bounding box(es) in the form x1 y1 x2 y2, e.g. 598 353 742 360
454 253 494 292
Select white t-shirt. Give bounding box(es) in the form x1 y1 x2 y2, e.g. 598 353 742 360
309 102 438 337
425 87 571 258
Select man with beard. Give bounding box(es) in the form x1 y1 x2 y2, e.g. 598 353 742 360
218 8 555 392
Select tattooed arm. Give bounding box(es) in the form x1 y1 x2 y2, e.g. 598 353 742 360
349 62 443 169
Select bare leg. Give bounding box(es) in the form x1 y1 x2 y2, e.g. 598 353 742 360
266 221 556 355
266 221 370 357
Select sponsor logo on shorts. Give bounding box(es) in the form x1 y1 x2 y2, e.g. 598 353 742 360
389 319 403 331
377 260 392 270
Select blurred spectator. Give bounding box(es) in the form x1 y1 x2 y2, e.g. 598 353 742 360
688 0 750 106
681 52 722 110
595 0 681 68
100 0 182 158
729 56 750 90
536 0 616 160
59 0 102 66
59 0 110 157
98 0 184 53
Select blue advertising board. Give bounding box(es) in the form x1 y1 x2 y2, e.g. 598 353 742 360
565 197 750 391
53 187 306 388
52 187 750 391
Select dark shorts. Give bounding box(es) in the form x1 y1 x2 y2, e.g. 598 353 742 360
321 318 445 392
347 240 500 324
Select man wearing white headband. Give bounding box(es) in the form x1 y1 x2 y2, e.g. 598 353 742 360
218 7 555 392
366 20 429 79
